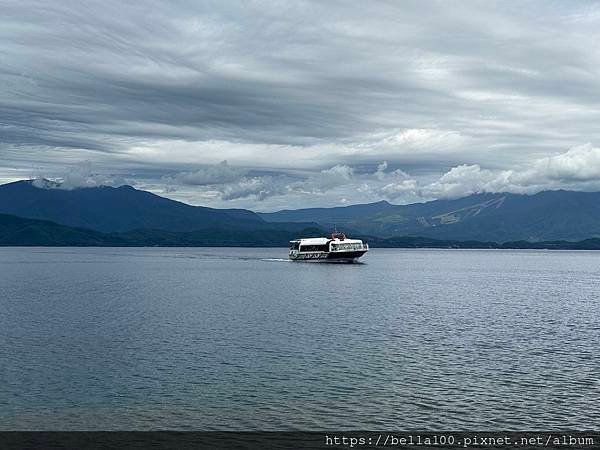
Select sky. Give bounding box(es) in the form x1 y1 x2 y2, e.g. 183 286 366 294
2 0 600 211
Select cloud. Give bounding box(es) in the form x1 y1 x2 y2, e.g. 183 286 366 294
162 159 420 206
168 160 247 186
165 160 292 200
423 144 600 199
424 164 501 198
32 161 123 190
3 1 600 209
173 163 358 201
299 165 355 192
221 176 289 201
157 144 600 207
365 129 471 154
373 161 411 181
378 179 420 199
523 143 600 183
30 144 600 209
374 161 389 180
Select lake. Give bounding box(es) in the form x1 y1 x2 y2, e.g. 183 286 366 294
1 247 599 430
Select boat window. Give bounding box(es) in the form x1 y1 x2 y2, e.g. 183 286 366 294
334 242 363 251
300 244 328 252
289 242 300 250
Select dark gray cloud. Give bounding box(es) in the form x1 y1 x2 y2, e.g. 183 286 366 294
2 0 600 209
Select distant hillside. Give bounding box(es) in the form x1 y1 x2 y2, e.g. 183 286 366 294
360 235 600 250
259 200 394 223
260 190 600 242
0 213 121 246
0 180 314 234
3 213 600 249
4 179 600 243
0 214 325 247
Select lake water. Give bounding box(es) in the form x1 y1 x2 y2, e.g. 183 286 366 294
1 247 599 430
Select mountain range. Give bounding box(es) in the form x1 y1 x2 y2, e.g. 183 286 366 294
4 213 600 250
0 180 315 233
0 214 324 247
259 190 600 242
1 179 600 246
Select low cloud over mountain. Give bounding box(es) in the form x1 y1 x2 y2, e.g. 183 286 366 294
114 144 600 210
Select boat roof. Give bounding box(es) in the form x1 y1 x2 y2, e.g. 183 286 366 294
332 238 363 244
290 237 364 245
294 237 330 245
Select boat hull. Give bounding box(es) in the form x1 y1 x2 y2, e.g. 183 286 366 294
289 250 367 263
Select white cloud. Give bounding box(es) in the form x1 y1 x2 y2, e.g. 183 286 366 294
25 144 600 210
300 165 355 192
367 129 471 152
424 164 500 198
423 144 600 199
221 176 289 201
372 161 410 181
162 145 600 207
374 161 388 180
168 160 246 186
378 179 420 199
32 161 123 190
164 160 292 201
522 143 600 183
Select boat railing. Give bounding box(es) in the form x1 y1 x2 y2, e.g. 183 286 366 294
331 243 369 252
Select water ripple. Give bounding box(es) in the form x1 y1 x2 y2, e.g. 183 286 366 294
1 247 599 430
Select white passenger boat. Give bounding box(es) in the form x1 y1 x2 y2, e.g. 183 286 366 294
289 232 369 262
